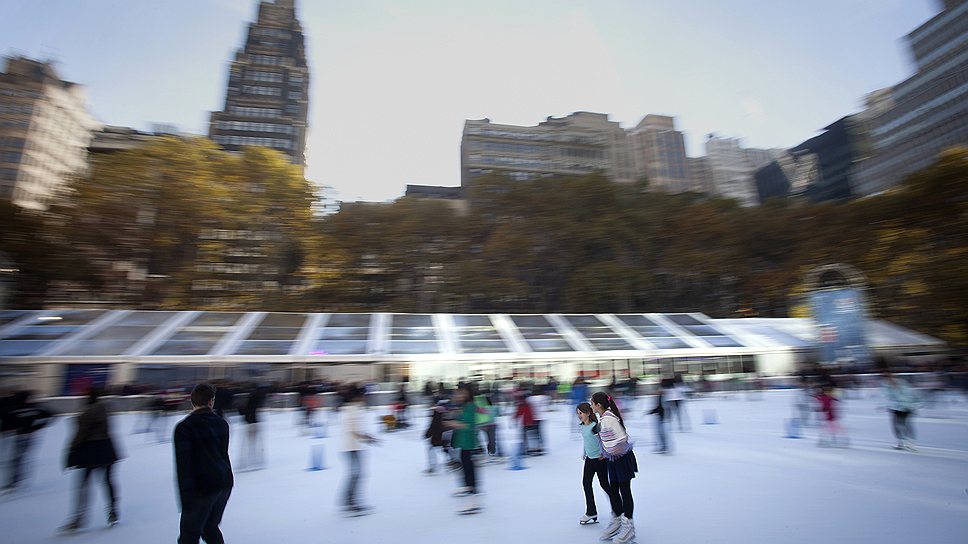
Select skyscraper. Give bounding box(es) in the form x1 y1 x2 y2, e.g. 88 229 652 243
853 0 968 195
0 56 99 210
628 114 690 192
209 0 310 167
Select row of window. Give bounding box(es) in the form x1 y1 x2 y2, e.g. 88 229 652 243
561 147 604 160
213 135 292 150
242 85 281 96
245 70 284 83
0 89 42 98
195 263 278 275
0 151 22 164
227 106 282 118
253 27 291 39
0 104 33 114
0 167 18 180
467 127 603 146
199 228 282 241
214 120 294 135
0 137 24 149
249 54 287 66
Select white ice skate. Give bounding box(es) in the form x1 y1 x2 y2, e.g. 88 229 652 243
600 515 623 541
579 514 599 525
613 516 636 544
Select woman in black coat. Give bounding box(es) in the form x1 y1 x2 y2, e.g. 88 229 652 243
60 387 121 532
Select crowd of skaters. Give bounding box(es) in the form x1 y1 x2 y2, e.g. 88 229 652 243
0 360 967 541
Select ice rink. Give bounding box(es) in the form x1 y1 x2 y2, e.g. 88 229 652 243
1 389 967 543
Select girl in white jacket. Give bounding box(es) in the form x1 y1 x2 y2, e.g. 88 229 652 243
591 391 638 543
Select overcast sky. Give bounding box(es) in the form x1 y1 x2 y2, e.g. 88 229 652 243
1 0 940 201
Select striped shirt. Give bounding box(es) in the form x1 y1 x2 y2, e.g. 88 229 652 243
598 410 631 459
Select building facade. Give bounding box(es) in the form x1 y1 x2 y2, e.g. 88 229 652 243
687 156 714 194
853 0 968 195
628 114 690 193
209 0 310 167
0 56 99 210
705 136 757 206
461 112 635 188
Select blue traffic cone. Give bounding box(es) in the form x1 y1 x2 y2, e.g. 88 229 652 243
785 418 802 439
508 442 527 471
307 443 327 471
703 409 718 425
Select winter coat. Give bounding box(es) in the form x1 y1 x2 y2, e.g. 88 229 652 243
66 401 120 469
424 407 446 447
174 407 233 509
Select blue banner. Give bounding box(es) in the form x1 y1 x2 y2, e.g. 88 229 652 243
810 288 869 365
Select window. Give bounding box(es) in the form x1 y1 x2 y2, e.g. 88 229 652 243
228 106 281 118
242 85 282 96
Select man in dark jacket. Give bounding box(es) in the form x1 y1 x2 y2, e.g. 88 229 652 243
174 384 233 544
3 390 52 492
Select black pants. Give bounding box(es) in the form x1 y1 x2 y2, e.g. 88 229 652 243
5 433 33 488
891 410 914 441
343 450 362 507
582 457 616 517
73 464 117 523
612 481 634 519
460 448 477 493
480 424 499 456
178 487 231 544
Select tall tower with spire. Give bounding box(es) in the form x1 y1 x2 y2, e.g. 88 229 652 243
209 0 309 167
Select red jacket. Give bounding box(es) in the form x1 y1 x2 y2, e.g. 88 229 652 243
817 393 837 421
515 401 536 426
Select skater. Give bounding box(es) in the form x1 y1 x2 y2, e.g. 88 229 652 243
577 402 617 526
238 385 266 471
794 377 816 427
423 401 448 474
591 392 638 544
666 375 690 431
2 390 52 492
647 383 670 454
447 385 481 513
60 387 121 532
527 387 550 454
339 386 377 515
475 393 501 459
816 385 848 447
883 372 920 451
514 393 538 455
174 384 233 544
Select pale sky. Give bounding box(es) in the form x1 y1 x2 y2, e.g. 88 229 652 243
1 0 940 201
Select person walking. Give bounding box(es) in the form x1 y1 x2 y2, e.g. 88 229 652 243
60 387 121 532
591 391 638 544
883 372 920 451
174 384 233 544
577 402 617 526
339 386 377 516
2 390 52 493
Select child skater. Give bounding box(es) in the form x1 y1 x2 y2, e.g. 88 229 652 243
577 402 619 526
816 385 848 447
591 392 638 543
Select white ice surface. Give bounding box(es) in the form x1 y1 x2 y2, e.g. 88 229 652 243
1 390 967 543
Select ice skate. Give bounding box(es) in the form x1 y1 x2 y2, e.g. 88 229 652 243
600 515 623 540
903 440 919 452
342 504 373 517
613 517 636 544
452 486 473 497
456 497 482 515
580 514 599 525
57 519 82 534
107 509 119 527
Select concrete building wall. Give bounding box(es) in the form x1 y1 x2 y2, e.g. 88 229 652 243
0 56 99 210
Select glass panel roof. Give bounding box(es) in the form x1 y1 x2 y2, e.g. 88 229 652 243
388 314 438 354
510 315 573 352
151 313 240 356
615 315 690 349
453 314 510 354
228 313 307 355
563 315 634 351
0 310 107 356
0 310 29 328
61 312 176 356
665 314 745 347
312 314 372 355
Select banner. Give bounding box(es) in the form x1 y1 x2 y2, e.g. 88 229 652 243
810 288 869 365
